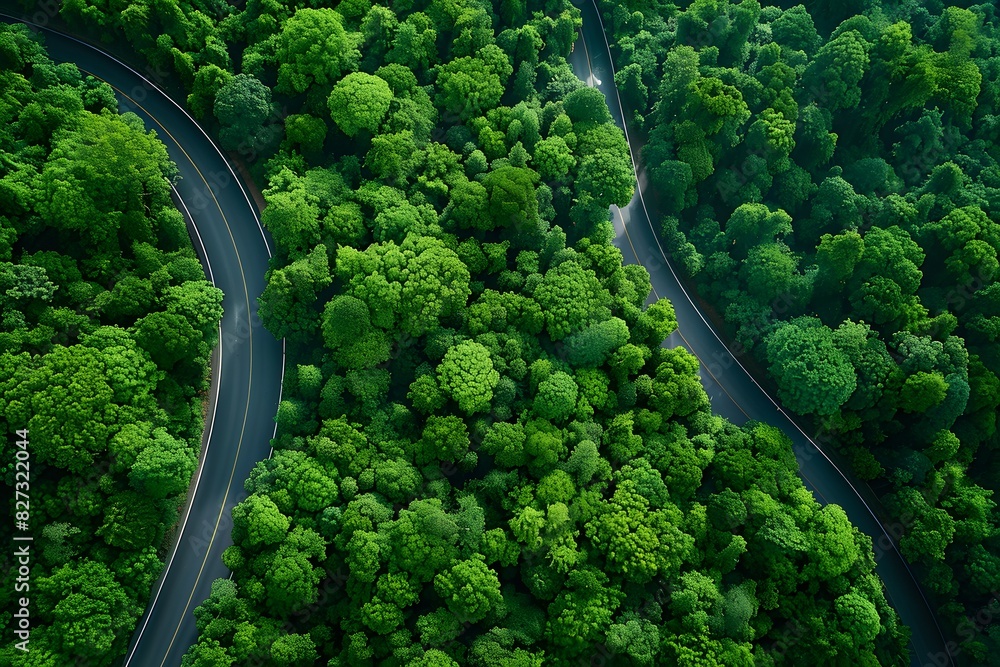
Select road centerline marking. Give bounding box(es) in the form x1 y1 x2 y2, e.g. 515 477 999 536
77 69 257 667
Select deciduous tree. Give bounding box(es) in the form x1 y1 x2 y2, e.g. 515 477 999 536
765 317 856 416
328 72 393 137
214 74 272 153
437 341 500 414
274 9 361 94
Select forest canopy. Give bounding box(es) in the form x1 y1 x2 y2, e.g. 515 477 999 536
23 0 917 664
595 0 1000 660
0 22 223 666
7 0 1000 663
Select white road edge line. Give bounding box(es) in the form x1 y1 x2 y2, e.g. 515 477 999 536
124 186 223 667
580 1 951 661
0 12 287 663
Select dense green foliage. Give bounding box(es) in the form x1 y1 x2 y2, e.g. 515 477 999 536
596 0 1000 660
29 0 1000 662
33 0 913 664
0 24 223 666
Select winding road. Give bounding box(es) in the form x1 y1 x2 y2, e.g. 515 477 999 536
568 2 951 665
0 13 285 667
1 5 952 666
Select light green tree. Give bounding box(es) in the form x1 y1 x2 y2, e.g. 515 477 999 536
437 341 500 414
274 8 361 94
434 557 503 622
328 72 393 137
765 317 857 416
128 427 196 499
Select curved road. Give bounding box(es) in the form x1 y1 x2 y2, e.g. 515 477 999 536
1 6 950 667
568 2 952 666
0 14 285 667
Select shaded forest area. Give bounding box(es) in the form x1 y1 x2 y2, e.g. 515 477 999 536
591 0 1000 659
0 23 224 666
19 0 939 664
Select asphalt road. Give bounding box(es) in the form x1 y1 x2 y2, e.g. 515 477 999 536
0 14 285 667
0 6 951 666
568 2 952 665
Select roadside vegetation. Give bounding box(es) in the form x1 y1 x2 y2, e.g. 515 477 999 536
0 23 223 666
592 0 1000 659
26 0 925 664
10 0 999 663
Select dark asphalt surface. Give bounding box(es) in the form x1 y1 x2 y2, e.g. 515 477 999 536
0 5 951 666
0 13 285 667
568 2 952 665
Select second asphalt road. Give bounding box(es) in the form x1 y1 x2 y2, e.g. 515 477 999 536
567 2 951 665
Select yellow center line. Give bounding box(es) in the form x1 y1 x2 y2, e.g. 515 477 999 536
614 207 753 423
78 67 257 665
